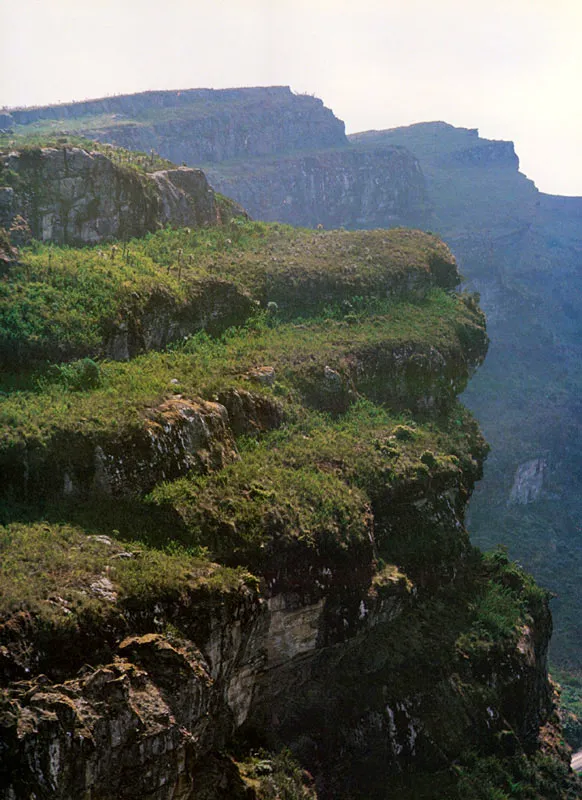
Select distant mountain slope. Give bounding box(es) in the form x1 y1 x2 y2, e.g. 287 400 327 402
6 86 347 163
6 88 429 230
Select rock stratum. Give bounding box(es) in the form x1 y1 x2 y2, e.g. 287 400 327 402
0 97 580 798
3 87 427 231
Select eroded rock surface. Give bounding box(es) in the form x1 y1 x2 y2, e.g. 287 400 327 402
0 147 231 245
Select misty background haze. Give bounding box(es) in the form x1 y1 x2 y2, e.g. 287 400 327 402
1 0 581 195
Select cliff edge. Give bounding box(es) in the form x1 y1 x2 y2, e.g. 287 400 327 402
0 198 578 797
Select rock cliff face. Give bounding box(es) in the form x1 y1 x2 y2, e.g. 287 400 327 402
204 146 428 229
6 88 427 230
1 93 579 795
0 145 238 246
8 86 346 163
361 122 582 669
31 82 576 673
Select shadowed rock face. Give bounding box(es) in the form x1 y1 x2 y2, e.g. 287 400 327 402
204 146 429 229
0 391 284 501
360 122 582 667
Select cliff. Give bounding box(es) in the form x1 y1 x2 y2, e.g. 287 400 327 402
357 122 582 678
0 202 579 798
5 89 427 230
6 86 346 163
204 146 428 229
25 85 578 683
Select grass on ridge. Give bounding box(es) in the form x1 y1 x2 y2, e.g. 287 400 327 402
0 289 482 446
0 222 461 365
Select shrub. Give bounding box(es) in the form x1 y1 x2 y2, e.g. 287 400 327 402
47 358 102 391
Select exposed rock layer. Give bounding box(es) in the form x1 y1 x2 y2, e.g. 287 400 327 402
0 146 234 246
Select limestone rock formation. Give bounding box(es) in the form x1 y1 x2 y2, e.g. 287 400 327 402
1 90 580 798
509 458 547 505
6 87 427 230
0 145 238 246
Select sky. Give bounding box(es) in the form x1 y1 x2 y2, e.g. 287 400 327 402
1 0 581 196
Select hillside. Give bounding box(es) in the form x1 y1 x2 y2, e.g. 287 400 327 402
4 86 347 163
4 87 428 231
14 85 578 727
1 147 580 796
6 92 582 685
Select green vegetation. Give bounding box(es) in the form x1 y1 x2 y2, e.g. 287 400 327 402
0 287 483 448
0 521 247 619
456 548 549 662
452 749 580 800
0 203 572 797
238 749 316 799
553 668 582 748
0 132 176 174
0 237 191 362
0 222 464 365
0 521 254 678
148 399 482 570
0 219 487 691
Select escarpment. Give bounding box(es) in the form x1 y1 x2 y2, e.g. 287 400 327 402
6 86 346 163
0 211 578 799
4 87 426 230
203 146 428 229
18 84 578 687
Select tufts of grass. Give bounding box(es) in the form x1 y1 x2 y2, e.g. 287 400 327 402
148 400 484 570
0 289 485 447
0 223 468 367
456 547 550 661
0 133 176 174
0 521 253 631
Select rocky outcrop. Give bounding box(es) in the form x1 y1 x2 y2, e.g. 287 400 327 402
104 280 257 362
509 458 547 505
0 572 409 800
0 146 233 245
1 91 579 796
0 439 566 799
0 392 284 500
7 88 428 229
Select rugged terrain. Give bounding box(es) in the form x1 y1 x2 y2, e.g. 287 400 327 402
352 123 582 743
0 105 580 798
15 86 579 738
0 139 243 248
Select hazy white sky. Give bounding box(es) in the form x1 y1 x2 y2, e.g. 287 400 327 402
1 0 581 195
